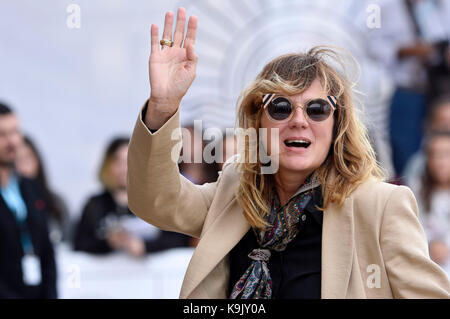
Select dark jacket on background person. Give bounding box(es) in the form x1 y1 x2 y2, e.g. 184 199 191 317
0 177 57 299
73 190 191 254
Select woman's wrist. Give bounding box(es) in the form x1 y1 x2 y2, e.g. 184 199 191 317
144 97 180 130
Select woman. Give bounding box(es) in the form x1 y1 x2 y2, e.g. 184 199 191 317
14 135 69 244
73 137 190 256
404 96 450 187
127 8 450 298
412 131 450 268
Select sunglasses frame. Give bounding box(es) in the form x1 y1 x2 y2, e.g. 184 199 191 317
261 93 337 123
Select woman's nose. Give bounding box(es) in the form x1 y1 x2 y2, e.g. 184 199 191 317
288 106 309 128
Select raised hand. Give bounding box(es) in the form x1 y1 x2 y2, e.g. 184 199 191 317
146 8 198 130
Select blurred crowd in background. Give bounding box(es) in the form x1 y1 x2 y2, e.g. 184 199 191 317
0 0 449 298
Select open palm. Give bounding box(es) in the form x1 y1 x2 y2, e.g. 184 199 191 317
149 9 198 113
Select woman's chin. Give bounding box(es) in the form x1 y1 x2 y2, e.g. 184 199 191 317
279 158 314 174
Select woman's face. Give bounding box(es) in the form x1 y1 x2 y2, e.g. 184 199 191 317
260 78 335 177
111 144 128 189
15 142 39 179
428 136 450 186
431 103 450 131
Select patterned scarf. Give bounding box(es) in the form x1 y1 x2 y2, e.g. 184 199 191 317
229 176 320 299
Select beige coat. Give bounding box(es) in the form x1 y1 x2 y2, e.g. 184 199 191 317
128 104 450 299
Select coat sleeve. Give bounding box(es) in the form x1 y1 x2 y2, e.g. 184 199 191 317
127 101 220 239
380 185 450 298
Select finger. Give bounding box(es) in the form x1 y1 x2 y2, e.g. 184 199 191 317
161 11 174 50
183 15 197 49
186 43 198 63
162 11 174 40
173 7 187 47
150 24 159 53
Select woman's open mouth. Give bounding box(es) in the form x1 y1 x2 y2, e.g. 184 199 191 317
283 138 312 153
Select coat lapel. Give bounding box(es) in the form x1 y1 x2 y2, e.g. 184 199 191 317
181 198 250 298
321 197 355 298
182 188 356 299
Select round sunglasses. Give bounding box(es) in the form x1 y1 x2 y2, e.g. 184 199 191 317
262 94 337 123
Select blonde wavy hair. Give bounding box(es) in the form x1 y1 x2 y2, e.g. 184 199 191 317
235 46 386 229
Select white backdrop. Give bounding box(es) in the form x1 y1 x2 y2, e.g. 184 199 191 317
0 0 178 217
56 244 194 298
0 0 394 220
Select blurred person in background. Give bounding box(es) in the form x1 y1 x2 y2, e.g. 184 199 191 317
179 124 219 184
404 95 450 185
0 102 56 298
73 137 191 256
14 135 70 244
410 131 450 270
179 124 208 184
425 95 450 130
178 125 221 247
367 0 450 177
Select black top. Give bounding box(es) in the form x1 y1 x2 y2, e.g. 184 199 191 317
228 188 323 299
0 177 57 299
73 190 191 254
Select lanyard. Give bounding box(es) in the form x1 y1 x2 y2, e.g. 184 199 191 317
16 218 35 255
0 177 35 255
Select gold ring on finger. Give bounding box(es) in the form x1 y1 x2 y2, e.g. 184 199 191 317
160 39 174 47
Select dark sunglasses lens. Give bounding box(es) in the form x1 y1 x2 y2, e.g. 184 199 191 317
306 99 332 121
268 97 292 121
